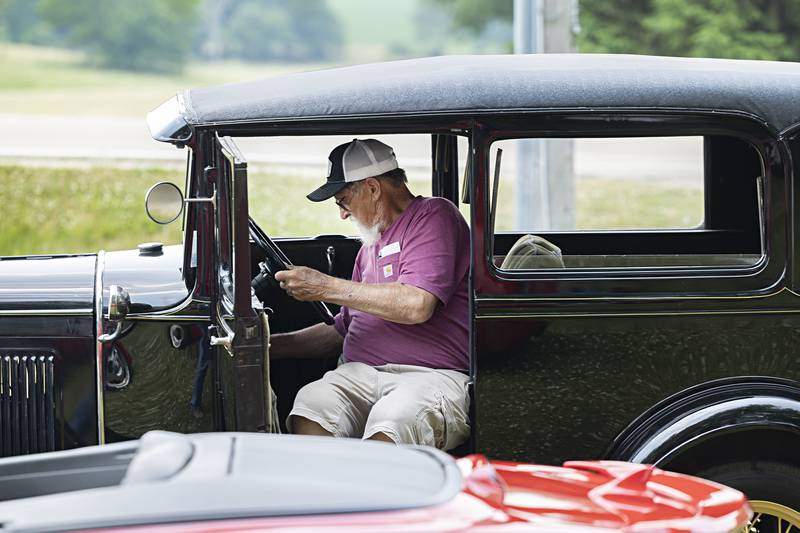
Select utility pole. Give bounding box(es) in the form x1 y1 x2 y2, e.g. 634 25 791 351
513 0 546 230
513 0 576 230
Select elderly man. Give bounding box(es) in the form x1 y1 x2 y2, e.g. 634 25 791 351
272 138 469 450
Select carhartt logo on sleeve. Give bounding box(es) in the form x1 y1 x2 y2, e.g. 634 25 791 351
383 264 394 277
378 241 401 258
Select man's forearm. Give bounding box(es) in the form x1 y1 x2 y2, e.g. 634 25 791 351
270 322 343 359
274 266 438 325
325 278 436 325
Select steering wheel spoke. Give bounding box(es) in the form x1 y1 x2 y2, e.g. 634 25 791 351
249 218 336 325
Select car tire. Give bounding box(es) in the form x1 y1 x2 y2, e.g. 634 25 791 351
695 460 800 530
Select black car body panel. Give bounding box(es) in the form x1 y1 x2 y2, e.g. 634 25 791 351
103 245 190 314
0 254 95 313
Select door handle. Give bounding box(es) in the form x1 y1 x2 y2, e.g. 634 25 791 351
211 303 235 356
210 333 233 350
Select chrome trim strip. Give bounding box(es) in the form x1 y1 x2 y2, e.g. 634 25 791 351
0 309 93 316
128 314 208 322
474 286 799 304
476 308 800 319
0 297 207 319
93 250 106 445
127 293 207 318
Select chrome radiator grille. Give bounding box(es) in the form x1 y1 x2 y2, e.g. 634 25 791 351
0 354 56 456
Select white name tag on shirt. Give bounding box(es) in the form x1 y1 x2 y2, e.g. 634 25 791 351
378 241 401 259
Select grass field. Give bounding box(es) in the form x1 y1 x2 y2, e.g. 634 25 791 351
0 164 702 257
0 43 332 117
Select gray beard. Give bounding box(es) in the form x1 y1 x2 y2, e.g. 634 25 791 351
351 215 382 247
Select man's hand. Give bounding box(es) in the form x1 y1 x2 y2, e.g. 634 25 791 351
274 266 336 302
275 266 438 325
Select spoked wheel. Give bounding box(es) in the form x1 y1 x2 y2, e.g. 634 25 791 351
694 461 800 533
744 500 800 533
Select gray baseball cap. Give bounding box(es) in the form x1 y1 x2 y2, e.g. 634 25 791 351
307 138 399 202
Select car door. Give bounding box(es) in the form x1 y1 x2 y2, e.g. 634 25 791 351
470 114 794 466
211 135 267 433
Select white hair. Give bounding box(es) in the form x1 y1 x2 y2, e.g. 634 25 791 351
350 214 381 246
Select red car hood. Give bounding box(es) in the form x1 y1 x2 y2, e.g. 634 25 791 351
468 455 749 531
92 454 748 533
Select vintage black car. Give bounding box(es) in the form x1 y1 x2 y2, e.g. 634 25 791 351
3 54 800 523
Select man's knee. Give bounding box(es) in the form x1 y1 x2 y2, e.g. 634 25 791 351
365 386 469 450
366 431 395 443
294 379 330 411
363 388 429 446
290 415 333 437
287 379 339 435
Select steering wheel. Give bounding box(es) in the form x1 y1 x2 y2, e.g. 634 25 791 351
249 218 335 325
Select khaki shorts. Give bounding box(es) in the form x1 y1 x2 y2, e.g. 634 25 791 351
288 361 470 450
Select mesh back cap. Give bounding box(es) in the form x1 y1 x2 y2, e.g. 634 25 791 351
307 138 399 201
342 139 398 182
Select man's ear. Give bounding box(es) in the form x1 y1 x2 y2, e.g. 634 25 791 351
365 177 381 200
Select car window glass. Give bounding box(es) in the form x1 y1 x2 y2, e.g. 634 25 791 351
237 134 442 238
490 135 764 271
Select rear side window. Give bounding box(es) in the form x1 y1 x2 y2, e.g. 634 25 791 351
490 135 764 271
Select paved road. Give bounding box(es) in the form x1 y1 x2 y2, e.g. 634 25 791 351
0 113 702 183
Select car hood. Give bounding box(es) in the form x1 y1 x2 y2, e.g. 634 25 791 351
0 432 749 533
103 244 189 314
0 254 96 313
0 244 189 315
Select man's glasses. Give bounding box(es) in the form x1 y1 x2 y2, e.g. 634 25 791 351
334 183 358 212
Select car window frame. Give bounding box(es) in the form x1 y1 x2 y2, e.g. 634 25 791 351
470 111 787 298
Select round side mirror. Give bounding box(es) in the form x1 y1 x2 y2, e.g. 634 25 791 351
145 182 184 225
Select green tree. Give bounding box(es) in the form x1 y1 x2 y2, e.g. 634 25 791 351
220 0 343 62
430 0 800 61
428 0 513 34
286 0 343 62
638 0 796 60
224 2 294 61
577 0 653 54
38 0 200 73
0 0 60 44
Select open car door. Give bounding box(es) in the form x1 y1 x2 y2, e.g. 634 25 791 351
209 135 272 433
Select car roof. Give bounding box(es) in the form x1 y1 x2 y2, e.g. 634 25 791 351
151 54 800 141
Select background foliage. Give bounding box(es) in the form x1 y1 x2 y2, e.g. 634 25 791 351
433 0 800 61
37 0 199 73
4 0 800 73
196 0 343 62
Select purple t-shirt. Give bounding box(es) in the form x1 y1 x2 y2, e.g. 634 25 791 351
333 196 469 370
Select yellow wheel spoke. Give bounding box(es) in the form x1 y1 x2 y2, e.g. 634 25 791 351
747 501 800 533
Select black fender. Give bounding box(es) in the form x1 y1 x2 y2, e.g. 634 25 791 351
606 376 800 467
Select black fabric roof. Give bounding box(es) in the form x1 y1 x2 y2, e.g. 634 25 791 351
178 54 800 133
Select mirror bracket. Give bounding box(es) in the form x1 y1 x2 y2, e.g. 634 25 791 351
98 321 123 343
184 195 216 209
